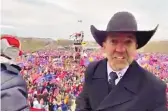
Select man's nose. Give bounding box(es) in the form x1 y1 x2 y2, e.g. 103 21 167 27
115 43 126 52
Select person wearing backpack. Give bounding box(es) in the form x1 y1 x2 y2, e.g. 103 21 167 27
75 11 167 111
1 35 28 111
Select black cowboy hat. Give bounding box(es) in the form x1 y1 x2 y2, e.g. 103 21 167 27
90 11 159 49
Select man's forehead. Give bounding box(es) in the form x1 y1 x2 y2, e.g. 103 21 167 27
107 32 136 39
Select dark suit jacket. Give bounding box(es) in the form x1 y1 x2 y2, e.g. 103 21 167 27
75 59 167 111
1 63 29 111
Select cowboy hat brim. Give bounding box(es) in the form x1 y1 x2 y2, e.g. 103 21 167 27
90 25 159 49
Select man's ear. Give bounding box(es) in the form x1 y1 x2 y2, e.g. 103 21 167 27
102 42 106 49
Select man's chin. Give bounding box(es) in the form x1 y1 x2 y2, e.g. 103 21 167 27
114 63 129 71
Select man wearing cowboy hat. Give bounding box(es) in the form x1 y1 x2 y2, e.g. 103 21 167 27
75 11 167 111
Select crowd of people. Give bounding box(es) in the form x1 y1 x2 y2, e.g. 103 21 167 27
15 48 168 111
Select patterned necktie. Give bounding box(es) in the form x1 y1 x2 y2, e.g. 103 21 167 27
109 72 118 90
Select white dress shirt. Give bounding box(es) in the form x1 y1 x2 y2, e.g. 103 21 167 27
107 62 129 85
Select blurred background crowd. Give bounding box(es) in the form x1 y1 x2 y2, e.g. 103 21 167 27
15 49 168 111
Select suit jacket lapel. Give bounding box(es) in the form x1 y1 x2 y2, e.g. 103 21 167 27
97 60 143 110
90 59 109 108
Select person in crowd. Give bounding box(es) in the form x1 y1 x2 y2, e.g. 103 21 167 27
1 35 28 111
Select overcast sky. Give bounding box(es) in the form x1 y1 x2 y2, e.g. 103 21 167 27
1 0 168 41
